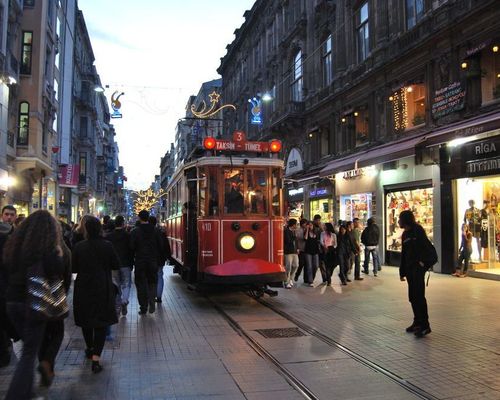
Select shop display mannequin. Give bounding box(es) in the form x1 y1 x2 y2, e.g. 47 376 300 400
481 201 490 260
464 200 482 262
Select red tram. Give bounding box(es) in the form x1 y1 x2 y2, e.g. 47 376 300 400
164 132 286 291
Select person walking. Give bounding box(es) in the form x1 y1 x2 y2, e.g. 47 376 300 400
346 221 356 278
337 225 354 285
294 219 307 283
37 240 71 387
71 214 93 247
320 223 337 286
352 218 364 281
131 210 163 314
106 215 134 316
453 223 473 277
72 217 120 373
361 217 381 276
283 219 299 289
2 210 69 399
303 221 320 287
399 210 436 338
149 216 169 303
0 205 16 368
312 215 327 284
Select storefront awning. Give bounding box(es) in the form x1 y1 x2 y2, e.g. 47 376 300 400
319 135 425 177
422 111 500 147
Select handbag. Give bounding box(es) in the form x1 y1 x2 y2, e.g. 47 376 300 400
27 260 69 320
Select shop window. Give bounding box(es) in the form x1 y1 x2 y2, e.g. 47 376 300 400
247 169 268 215
356 2 370 63
322 34 333 86
386 188 433 252
17 102 30 146
20 31 33 75
406 0 424 29
340 193 372 225
391 84 426 131
291 50 303 102
223 168 244 214
310 198 333 223
354 109 369 147
481 47 500 104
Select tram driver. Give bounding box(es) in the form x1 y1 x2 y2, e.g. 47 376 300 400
226 182 244 213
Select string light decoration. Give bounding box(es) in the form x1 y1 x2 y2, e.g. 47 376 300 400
391 87 409 131
190 91 236 118
132 188 167 214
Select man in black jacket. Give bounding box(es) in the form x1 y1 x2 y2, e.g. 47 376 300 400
107 215 134 316
149 216 169 303
361 217 381 276
130 210 163 314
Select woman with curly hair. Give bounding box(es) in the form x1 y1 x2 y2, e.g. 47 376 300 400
72 216 119 373
3 210 71 400
71 214 93 247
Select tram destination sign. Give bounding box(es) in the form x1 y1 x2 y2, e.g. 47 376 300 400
203 131 281 153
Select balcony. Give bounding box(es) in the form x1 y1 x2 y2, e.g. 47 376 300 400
269 101 305 128
74 90 94 110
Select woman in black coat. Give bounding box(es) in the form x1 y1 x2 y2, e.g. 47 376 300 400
72 217 119 373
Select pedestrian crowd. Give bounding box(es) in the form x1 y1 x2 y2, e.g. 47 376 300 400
283 214 381 288
0 206 170 400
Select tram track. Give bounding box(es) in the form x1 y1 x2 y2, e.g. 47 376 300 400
254 296 439 400
205 295 320 400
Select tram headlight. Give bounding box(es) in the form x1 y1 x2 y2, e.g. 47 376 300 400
237 233 256 252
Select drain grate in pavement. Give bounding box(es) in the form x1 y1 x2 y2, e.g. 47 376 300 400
255 327 306 339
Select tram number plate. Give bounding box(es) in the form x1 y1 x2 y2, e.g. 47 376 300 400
203 223 212 232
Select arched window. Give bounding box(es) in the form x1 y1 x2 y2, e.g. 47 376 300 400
322 34 333 86
18 102 30 146
291 50 303 102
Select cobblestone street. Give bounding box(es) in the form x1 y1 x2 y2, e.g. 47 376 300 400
1 267 499 399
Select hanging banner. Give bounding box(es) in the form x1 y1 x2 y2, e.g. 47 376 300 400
59 164 80 188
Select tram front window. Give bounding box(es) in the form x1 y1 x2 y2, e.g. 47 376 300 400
247 169 267 214
224 168 244 214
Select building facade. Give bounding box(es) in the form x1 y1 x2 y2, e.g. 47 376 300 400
219 0 500 278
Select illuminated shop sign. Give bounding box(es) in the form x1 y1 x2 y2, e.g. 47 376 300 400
343 168 365 180
248 97 263 125
310 188 328 197
288 187 304 197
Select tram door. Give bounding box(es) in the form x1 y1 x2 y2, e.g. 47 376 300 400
185 168 199 282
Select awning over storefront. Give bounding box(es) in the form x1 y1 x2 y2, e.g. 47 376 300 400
320 136 425 177
422 111 500 147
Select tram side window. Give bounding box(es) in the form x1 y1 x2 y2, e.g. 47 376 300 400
208 168 219 216
271 168 282 216
246 169 268 214
199 169 207 217
224 168 244 214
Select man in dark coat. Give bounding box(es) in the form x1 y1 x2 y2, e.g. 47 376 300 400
361 217 381 276
0 205 16 367
106 215 134 316
131 210 163 314
149 216 170 303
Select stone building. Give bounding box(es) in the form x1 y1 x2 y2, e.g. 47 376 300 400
219 0 500 277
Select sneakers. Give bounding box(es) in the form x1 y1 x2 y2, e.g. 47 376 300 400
414 327 432 338
285 283 292 289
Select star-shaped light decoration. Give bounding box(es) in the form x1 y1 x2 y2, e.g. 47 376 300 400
208 91 221 104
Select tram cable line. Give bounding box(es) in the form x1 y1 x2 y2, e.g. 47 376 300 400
254 297 440 400
205 295 321 400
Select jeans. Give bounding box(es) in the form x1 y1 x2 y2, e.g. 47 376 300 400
135 260 158 311
157 265 164 299
38 320 64 370
338 252 349 283
119 267 132 305
354 253 361 278
304 253 319 284
458 249 471 274
363 247 380 273
284 254 299 284
5 302 47 400
294 252 306 281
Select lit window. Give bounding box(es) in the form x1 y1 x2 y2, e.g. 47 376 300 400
406 0 425 29
391 83 426 131
356 2 370 62
20 32 33 75
291 50 303 101
481 48 500 104
17 102 30 146
355 109 369 147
